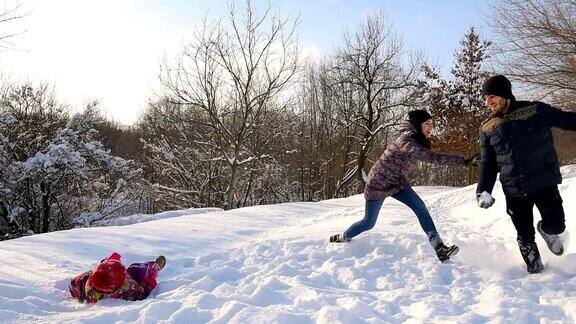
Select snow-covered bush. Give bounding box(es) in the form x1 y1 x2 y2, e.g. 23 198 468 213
0 84 143 239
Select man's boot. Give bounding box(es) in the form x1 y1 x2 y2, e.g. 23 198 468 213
518 240 544 274
537 221 564 256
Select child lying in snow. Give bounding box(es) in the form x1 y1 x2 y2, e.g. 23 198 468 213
69 252 166 303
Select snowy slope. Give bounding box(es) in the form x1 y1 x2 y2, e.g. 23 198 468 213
1 167 576 323
94 208 222 227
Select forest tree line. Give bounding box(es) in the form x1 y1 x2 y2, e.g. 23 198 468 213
1 0 575 239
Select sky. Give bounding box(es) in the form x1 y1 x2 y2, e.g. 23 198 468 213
0 0 492 125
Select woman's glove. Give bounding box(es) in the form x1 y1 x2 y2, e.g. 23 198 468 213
465 153 480 166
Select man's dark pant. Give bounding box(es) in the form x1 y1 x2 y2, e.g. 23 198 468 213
505 186 566 243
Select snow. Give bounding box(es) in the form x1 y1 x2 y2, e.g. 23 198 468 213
94 208 222 227
2 167 576 322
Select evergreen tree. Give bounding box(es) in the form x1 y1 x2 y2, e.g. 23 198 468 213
418 27 492 184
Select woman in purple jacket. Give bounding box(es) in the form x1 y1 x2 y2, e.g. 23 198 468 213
330 110 475 262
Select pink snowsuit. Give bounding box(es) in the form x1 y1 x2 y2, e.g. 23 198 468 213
69 253 161 303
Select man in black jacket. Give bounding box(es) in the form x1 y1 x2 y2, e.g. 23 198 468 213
476 75 576 273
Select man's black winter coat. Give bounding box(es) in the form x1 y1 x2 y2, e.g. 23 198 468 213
477 101 576 197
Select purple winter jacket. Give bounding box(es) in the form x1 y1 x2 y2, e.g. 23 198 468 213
364 120 466 201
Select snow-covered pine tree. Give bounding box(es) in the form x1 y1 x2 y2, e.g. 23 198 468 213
0 84 142 239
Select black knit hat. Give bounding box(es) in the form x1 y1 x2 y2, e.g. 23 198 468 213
482 75 514 100
408 110 432 129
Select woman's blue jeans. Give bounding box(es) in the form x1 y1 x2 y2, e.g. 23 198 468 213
344 186 439 240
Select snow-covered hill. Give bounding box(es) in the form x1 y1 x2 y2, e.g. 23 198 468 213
2 167 576 323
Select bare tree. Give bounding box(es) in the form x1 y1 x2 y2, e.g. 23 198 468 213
487 0 576 164
0 1 28 50
330 10 419 194
158 0 300 210
488 0 576 105
291 62 349 201
139 99 220 210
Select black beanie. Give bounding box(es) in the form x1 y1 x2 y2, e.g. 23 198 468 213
482 75 514 100
408 110 432 129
